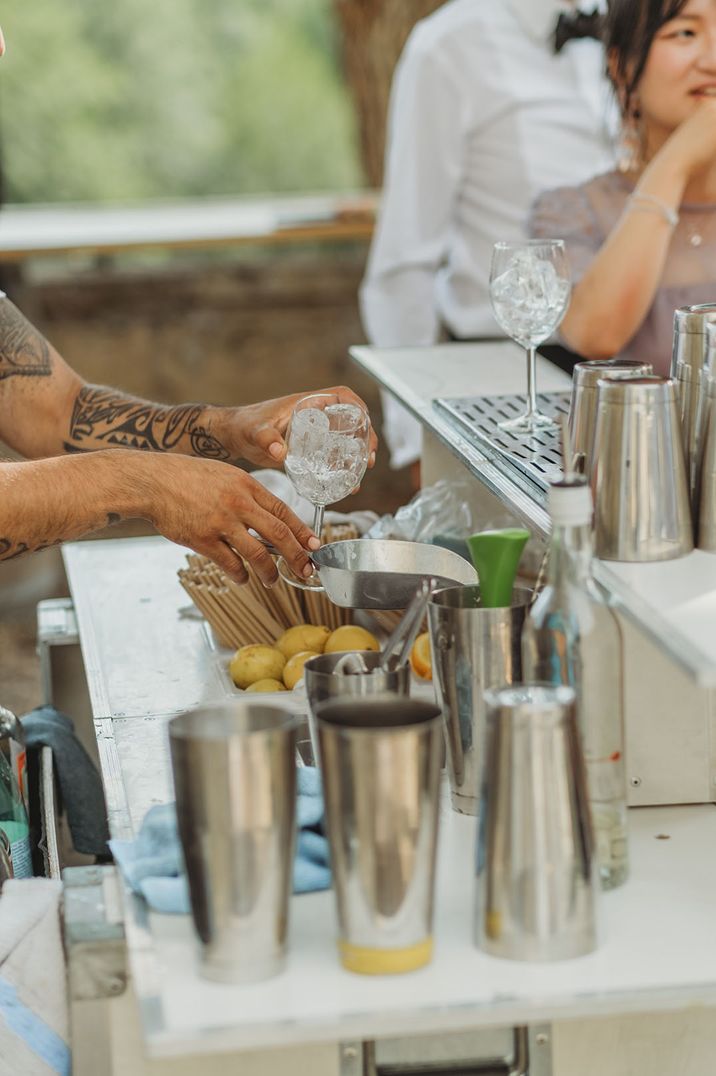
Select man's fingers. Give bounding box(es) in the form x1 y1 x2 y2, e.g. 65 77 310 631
252 483 321 550
230 530 281 587
247 506 317 579
205 541 250 587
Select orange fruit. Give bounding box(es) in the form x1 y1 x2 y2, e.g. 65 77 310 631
409 632 432 680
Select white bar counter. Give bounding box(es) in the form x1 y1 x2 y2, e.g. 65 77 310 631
62 536 716 1069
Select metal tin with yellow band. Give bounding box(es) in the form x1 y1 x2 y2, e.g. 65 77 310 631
339 938 433 976
317 698 443 976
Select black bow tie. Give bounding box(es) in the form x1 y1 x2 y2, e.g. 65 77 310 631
553 8 602 53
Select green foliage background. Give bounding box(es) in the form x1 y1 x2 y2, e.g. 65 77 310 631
0 0 363 203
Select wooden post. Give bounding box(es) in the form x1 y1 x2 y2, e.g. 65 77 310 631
332 0 445 187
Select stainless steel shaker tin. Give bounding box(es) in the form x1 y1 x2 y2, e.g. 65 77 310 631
475 683 599 962
316 697 442 975
303 649 410 766
568 358 652 476
672 304 716 511
427 585 531 815
169 702 299 983
591 376 693 562
698 324 716 551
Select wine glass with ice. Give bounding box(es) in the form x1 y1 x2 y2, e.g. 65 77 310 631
489 239 571 435
277 393 371 590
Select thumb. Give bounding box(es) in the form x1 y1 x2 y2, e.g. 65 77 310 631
252 423 286 464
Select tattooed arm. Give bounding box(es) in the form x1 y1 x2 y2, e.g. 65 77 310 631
0 452 320 584
0 299 377 467
0 299 328 582
0 300 233 461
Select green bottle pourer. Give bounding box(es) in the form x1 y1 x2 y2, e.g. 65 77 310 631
466 528 530 608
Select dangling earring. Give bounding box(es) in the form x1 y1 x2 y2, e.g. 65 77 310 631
617 101 645 174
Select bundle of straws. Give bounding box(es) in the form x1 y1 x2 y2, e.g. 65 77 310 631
178 554 353 650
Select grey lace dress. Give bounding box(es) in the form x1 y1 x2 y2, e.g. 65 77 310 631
530 170 716 375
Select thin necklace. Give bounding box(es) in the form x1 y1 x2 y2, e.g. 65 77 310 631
682 204 716 248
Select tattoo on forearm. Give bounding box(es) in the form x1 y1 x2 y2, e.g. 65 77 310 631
0 302 52 381
0 537 59 561
64 386 230 459
0 514 122 561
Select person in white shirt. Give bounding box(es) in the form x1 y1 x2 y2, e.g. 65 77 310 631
360 0 615 474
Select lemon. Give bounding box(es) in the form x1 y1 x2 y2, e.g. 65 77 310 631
409 632 432 681
276 624 330 660
283 650 320 690
245 678 287 693
324 625 380 654
229 645 286 689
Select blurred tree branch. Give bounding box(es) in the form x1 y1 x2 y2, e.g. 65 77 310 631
332 0 444 187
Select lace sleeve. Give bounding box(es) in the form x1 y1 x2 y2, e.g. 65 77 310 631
529 185 603 283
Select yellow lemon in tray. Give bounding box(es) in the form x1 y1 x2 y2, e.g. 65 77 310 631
409 632 432 681
283 650 320 690
229 645 286 690
245 678 287 693
324 625 380 654
276 624 330 660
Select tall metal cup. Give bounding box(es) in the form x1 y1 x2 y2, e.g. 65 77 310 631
428 586 531 815
169 702 298 983
698 324 716 550
475 684 599 962
568 358 652 477
591 377 693 561
672 303 716 510
317 697 442 975
303 650 410 767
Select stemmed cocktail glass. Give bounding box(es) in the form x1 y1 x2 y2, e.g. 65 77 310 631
489 239 571 435
278 393 371 590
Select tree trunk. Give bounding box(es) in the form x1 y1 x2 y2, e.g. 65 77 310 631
333 0 445 187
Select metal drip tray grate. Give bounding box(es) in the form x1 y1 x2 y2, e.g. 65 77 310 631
434 392 572 496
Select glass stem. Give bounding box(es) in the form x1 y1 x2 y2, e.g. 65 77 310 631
312 504 325 541
525 346 537 417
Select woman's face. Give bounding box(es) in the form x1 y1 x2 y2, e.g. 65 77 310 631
637 0 716 136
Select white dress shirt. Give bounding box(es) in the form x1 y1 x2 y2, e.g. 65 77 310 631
360 0 615 468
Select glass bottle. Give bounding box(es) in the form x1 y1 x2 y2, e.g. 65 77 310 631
522 477 628 890
0 746 31 878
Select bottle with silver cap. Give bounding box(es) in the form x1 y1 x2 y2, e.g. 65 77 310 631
521 477 628 890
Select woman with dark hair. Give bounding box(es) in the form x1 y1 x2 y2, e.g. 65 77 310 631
530 0 716 373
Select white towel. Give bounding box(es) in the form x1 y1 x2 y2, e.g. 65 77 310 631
0 879 70 1076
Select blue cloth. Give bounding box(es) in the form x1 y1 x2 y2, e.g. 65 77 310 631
110 766 331 915
0 977 71 1076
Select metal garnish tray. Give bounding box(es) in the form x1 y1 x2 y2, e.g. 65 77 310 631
433 392 571 498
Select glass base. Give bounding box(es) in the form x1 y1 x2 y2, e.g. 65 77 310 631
499 409 558 435
276 556 325 592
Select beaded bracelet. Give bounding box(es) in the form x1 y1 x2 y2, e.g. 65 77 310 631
627 191 679 228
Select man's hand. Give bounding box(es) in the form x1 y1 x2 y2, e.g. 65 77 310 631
143 454 320 587
213 386 379 470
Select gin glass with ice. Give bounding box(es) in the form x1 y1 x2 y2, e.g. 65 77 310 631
489 239 571 434
277 393 371 590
